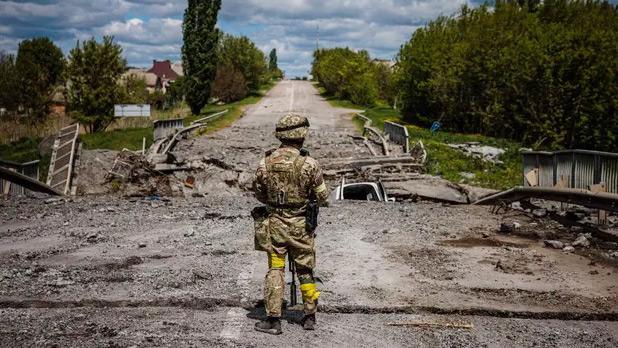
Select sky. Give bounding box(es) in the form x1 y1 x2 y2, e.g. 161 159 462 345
1 0 615 77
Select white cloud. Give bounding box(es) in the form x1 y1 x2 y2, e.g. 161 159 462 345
0 0 491 75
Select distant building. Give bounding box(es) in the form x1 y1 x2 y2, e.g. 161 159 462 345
123 68 161 93
373 59 396 70
171 62 184 77
50 85 66 115
148 60 182 93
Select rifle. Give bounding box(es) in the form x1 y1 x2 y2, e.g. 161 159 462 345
306 191 319 233
289 256 298 306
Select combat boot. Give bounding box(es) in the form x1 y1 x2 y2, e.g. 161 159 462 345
301 313 316 330
254 317 282 335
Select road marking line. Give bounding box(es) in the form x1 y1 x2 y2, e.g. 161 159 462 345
219 268 256 340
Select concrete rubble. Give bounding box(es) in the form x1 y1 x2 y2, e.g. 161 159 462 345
1 81 616 347
448 142 506 164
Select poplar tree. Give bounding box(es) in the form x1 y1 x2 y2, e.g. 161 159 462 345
182 0 221 115
269 49 278 71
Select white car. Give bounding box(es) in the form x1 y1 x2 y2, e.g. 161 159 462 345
330 178 394 202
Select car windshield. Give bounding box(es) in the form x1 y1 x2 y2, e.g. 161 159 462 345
343 184 380 201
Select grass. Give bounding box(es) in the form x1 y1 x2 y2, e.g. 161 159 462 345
0 137 51 182
83 80 277 151
318 90 522 190
81 127 154 152
316 86 365 110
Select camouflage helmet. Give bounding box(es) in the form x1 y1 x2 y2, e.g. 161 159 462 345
275 113 309 141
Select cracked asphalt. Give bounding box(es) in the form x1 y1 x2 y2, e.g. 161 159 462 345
1 81 617 347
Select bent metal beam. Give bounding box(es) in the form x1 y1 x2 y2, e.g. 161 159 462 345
0 166 63 196
473 186 618 213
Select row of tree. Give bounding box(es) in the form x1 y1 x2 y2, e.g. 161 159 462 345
0 31 279 133
394 0 618 151
311 48 393 106
311 0 617 151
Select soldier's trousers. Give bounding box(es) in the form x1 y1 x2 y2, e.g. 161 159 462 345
263 214 320 318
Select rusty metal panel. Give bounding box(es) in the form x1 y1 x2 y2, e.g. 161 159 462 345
573 153 595 189
538 154 554 187
555 153 574 188
601 156 618 194
522 153 538 187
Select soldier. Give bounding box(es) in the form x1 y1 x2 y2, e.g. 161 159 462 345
252 113 329 335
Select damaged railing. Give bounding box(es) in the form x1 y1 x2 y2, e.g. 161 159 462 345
522 150 618 194
384 121 410 153
0 159 40 196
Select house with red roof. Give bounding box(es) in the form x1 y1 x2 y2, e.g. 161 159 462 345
147 60 183 93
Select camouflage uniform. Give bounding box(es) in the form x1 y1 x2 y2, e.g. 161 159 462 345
253 114 329 319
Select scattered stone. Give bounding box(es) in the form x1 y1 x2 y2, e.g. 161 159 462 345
459 172 476 180
562 246 575 253
63 221 69 226
448 143 505 164
573 234 591 248
87 233 99 242
184 229 195 237
48 278 75 287
532 209 548 218
482 232 490 238
500 221 520 234
192 269 213 280
138 243 147 248
570 226 584 233
589 270 599 275
44 198 62 204
544 240 564 249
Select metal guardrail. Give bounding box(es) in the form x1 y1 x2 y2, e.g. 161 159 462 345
191 109 228 125
356 113 372 127
0 159 40 196
522 150 618 194
384 121 410 153
153 118 184 140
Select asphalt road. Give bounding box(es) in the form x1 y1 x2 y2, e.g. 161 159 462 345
0 81 616 347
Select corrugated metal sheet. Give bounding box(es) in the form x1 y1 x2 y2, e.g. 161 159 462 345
522 150 618 194
601 157 618 194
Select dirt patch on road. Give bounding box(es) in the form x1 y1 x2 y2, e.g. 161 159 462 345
438 237 530 249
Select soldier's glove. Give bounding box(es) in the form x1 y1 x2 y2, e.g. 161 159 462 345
251 206 268 220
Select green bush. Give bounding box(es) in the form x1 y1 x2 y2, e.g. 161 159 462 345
394 0 618 152
312 48 385 107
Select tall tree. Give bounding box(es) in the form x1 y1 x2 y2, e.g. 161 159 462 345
14 38 65 121
66 36 126 133
269 48 278 71
218 34 268 93
182 0 221 115
0 51 18 117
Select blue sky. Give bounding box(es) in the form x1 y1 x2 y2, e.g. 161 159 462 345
1 1 616 77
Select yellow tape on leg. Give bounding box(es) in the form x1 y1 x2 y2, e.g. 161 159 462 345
314 182 327 194
268 253 286 269
300 283 321 302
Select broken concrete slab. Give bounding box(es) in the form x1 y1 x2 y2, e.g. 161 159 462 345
383 175 468 204
448 143 506 164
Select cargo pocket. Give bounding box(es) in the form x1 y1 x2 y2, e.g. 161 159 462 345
254 216 272 252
